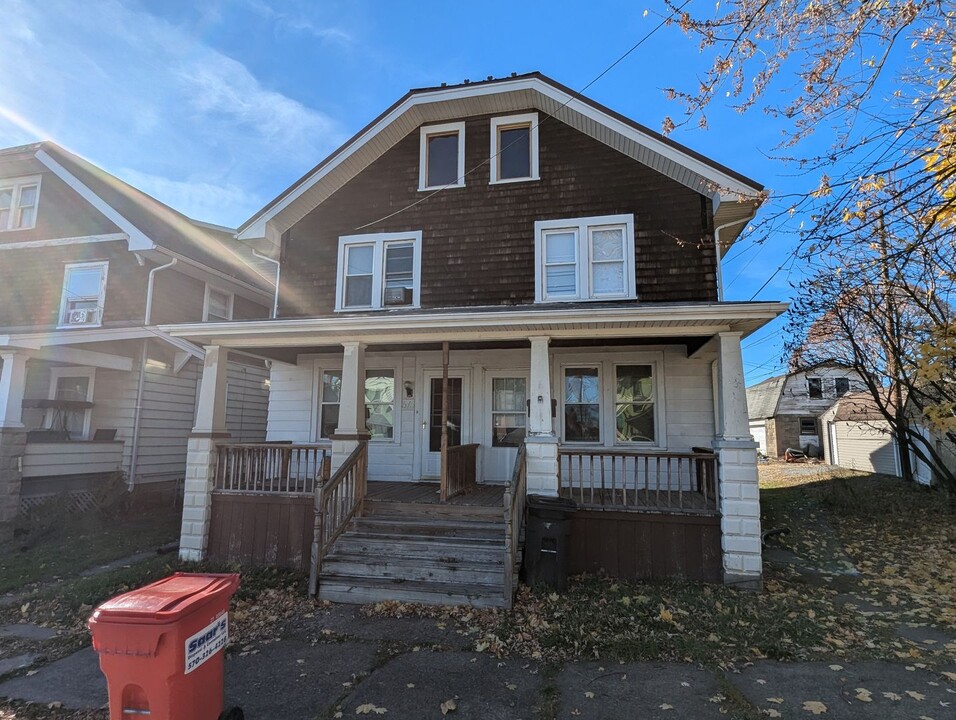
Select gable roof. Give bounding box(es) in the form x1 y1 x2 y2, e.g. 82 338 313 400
747 375 787 420
829 391 897 422
238 72 765 250
0 142 271 291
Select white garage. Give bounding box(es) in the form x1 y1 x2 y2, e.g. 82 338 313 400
821 393 901 477
749 420 768 455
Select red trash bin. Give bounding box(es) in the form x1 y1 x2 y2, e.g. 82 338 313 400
88 572 240 720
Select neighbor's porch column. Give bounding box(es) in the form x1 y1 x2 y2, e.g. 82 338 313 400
525 335 559 496
331 341 369 474
714 331 762 589
179 345 230 562
0 351 29 540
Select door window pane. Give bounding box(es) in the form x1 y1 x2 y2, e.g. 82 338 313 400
615 365 655 442
426 132 459 187
319 371 341 438
491 377 527 447
564 368 600 442
365 370 395 440
498 125 531 180
429 377 463 452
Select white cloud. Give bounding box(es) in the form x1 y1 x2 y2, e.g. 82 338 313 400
0 0 347 226
242 0 353 45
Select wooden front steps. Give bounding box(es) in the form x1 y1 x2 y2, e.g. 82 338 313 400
317 491 510 609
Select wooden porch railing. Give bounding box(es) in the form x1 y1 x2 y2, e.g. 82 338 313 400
214 443 329 494
502 443 528 608
308 441 368 596
442 443 480 501
558 449 718 514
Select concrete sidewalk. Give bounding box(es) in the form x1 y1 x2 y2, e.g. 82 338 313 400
1 604 954 719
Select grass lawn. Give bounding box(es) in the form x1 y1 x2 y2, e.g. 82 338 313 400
0 506 182 595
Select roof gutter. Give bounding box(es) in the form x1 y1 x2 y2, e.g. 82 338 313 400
713 208 758 301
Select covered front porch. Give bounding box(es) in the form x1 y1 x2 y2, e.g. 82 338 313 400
167 302 783 602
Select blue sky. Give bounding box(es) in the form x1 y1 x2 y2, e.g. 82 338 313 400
0 0 822 382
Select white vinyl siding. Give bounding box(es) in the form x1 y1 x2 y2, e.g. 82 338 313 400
831 421 901 477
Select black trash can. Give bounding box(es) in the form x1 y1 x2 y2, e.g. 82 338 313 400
522 494 577 591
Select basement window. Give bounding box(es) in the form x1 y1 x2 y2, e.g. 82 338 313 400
419 122 465 191
799 417 817 435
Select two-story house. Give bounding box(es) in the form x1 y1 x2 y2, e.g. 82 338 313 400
0 142 273 536
746 362 867 458
163 73 786 606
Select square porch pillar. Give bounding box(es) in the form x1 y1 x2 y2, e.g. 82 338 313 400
179 345 230 562
526 335 559 496
331 341 369 474
714 331 762 589
0 351 29 540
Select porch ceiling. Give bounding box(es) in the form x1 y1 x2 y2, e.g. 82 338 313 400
159 301 788 351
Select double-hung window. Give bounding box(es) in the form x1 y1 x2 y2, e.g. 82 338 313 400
535 214 635 302
46 367 95 440
561 358 663 447
490 113 539 183
0 176 41 231
365 369 395 440
203 285 234 321
336 232 422 311
58 261 108 327
807 377 822 399
419 122 465 191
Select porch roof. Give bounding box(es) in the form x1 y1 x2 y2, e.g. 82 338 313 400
159 301 787 350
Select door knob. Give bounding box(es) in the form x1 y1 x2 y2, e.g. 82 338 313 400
422 420 427 429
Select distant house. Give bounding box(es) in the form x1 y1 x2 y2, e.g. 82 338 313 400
746 363 866 457
0 142 273 532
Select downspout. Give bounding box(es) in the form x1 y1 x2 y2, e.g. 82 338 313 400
252 249 280 319
713 207 757 301
128 256 178 490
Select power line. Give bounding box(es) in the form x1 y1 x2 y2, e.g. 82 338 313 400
355 0 694 233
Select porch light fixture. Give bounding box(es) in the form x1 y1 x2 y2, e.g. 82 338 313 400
404 380 414 398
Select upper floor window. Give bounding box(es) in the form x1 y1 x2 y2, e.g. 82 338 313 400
0 176 41 231
419 122 465 191
534 214 636 303
834 377 850 396
807 377 822 399
335 231 422 311
203 285 234 322
490 113 539 184
58 261 108 328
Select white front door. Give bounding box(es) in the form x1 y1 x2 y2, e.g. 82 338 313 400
420 370 470 479
482 372 528 483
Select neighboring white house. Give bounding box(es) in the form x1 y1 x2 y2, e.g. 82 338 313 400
747 363 867 458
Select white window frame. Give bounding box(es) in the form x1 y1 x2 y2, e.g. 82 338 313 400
312 359 401 444
490 113 539 184
203 284 235 322
419 122 466 191
556 352 666 450
534 214 636 303
46 367 96 440
57 261 108 329
0 174 42 231
335 231 422 312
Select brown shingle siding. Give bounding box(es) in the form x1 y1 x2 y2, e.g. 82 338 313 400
280 112 717 317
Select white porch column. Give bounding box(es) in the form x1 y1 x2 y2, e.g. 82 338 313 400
0 352 29 539
714 331 762 589
331 341 368 474
525 336 559 496
179 345 230 562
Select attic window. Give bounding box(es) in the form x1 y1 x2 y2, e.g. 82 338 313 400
490 113 539 183
807 377 822 399
419 122 465 191
203 285 234 322
835 377 850 396
0 175 41 231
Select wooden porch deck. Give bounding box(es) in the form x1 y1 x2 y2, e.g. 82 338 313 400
366 480 505 507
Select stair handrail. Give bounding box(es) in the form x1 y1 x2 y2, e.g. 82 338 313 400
308 440 368 596
502 442 528 609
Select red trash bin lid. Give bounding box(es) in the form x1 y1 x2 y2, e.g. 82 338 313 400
90 573 240 625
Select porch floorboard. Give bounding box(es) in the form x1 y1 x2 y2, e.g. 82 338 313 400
366 481 505 507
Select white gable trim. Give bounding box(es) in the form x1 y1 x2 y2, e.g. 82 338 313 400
35 148 155 252
0 232 129 250
239 76 762 241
